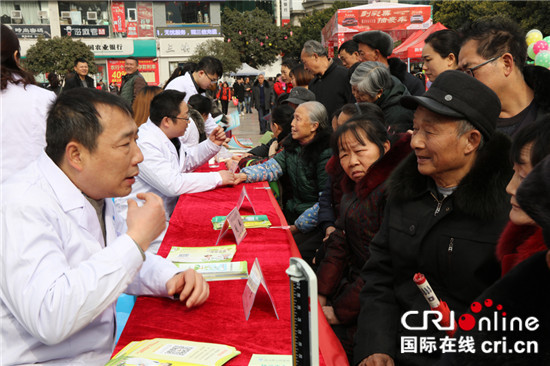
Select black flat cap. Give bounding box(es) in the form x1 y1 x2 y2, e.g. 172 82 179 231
401 70 501 140
282 87 316 105
353 30 394 57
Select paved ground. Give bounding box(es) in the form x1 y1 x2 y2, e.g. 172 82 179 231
224 102 264 147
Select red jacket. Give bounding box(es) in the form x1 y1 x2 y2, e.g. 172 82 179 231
216 86 232 101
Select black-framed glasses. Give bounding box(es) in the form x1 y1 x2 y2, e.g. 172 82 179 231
461 55 501 77
204 73 218 84
169 115 190 122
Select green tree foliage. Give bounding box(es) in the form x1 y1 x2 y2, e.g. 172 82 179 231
432 1 550 35
25 36 96 78
188 39 242 74
222 8 282 67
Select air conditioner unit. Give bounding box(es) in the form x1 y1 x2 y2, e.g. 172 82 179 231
127 8 137 21
38 10 49 19
60 11 71 19
86 11 97 20
11 10 22 19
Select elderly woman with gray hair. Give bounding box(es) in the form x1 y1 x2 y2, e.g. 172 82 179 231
235 101 332 242
350 61 414 133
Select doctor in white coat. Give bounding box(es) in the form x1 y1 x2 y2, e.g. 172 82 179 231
0 89 209 365
164 56 223 147
115 90 235 253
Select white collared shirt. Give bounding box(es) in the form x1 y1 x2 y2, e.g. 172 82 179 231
0 153 179 365
115 120 222 223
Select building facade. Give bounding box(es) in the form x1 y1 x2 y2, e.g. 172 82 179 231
3 0 225 86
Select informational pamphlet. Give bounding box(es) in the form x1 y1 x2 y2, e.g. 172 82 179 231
248 354 292 366
211 215 271 230
107 338 240 366
166 245 237 263
174 261 248 281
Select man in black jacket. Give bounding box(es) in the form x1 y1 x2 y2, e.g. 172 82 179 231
301 40 352 118
353 30 424 96
354 71 512 366
63 58 94 91
251 74 273 135
459 16 550 137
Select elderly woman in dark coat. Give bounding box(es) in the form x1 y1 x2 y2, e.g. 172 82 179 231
350 61 414 133
316 114 411 360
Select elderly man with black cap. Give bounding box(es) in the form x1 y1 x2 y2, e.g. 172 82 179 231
353 30 424 96
354 70 512 366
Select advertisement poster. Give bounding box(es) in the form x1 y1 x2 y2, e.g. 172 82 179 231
111 2 125 33
107 59 159 86
126 21 138 38
137 2 154 38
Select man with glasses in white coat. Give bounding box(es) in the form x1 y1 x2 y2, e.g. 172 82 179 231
165 56 223 147
115 90 236 253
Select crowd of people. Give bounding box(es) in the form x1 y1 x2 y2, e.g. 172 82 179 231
2 14 550 366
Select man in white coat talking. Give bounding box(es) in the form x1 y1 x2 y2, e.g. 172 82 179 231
165 56 223 147
115 90 235 253
0 88 209 365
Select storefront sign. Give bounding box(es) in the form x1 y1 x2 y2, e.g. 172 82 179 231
107 58 159 85
60 25 109 37
82 39 134 56
158 38 218 57
111 1 126 33
281 0 290 25
137 2 154 38
9 25 51 38
155 26 221 38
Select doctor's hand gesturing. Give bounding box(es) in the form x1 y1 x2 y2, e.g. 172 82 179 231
209 126 229 146
126 192 166 252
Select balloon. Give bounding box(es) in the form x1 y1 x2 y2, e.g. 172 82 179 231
535 50 550 68
544 36 550 44
227 38 231 43
533 40 549 55
526 29 543 45
528 43 536 60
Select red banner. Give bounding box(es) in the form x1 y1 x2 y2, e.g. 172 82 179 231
137 2 154 38
337 7 431 31
111 2 125 33
107 59 159 86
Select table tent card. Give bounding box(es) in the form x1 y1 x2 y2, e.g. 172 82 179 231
215 206 247 246
236 186 257 215
242 258 279 321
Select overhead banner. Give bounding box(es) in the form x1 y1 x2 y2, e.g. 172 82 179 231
137 2 154 38
111 1 125 33
322 3 432 49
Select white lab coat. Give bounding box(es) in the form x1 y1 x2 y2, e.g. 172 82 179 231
115 120 222 224
0 153 179 365
164 72 218 147
1 80 56 183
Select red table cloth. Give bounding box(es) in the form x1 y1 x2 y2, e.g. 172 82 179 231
114 177 348 365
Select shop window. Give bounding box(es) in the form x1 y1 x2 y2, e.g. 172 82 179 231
0 1 50 25
165 1 210 24
58 1 109 26
111 2 154 38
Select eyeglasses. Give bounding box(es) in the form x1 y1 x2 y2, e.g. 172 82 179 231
204 73 218 84
461 55 501 77
170 116 190 122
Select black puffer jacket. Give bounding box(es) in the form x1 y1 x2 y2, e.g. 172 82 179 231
439 155 550 366
376 76 414 133
388 57 425 96
354 132 513 366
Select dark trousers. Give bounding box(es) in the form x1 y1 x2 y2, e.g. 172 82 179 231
245 95 252 112
258 106 269 134
221 100 229 115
